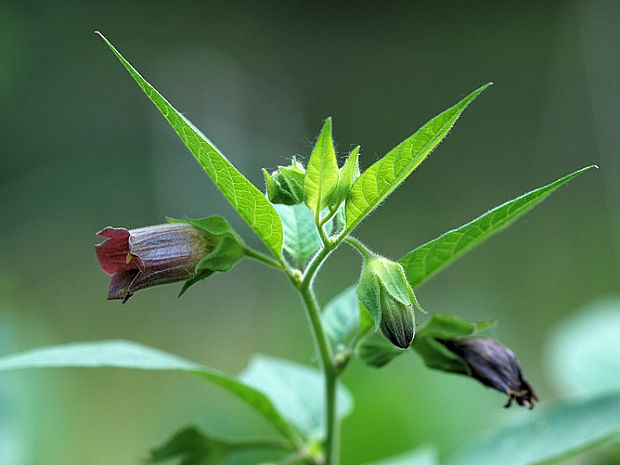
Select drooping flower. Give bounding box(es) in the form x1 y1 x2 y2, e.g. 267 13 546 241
357 256 421 349
95 223 217 302
438 337 538 408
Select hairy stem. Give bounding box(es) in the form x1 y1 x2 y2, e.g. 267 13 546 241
297 269 338 464
244 246 284 270
343 236 373 259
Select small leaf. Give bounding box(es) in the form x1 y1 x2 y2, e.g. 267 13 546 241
96 32 283 257
146 426 229 465
331 146 361 209
447 392 620 465
400 165 597 288
344 84 491 235
274 204 323 266
304 118 340 221
412 314 494 374
362 446 439 465
0 341 302 444
239 355 354 439
356 333 406 368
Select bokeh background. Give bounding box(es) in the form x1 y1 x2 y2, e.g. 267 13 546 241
1 1 618 464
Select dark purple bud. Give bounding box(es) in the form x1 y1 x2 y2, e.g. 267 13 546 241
95 223 216 302
438 337 538 409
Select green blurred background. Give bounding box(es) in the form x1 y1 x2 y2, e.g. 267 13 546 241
1 1 618 464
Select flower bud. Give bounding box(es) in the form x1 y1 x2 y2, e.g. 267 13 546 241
438 337 538 408
95 219 243 302
356 257 418 349
263 157 306 205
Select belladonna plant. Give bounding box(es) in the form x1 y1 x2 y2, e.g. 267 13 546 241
0 33 601 465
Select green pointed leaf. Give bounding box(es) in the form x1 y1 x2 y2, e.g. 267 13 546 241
0 340 301 444
96 32 283 257
447 392 620 465
304 118 340 220
344 84 491 235
412 314 494 374
146 426 229 465
274 204 322 266
331 146 360 209
400 165 597 288
239 355 353 440
362 446 439 465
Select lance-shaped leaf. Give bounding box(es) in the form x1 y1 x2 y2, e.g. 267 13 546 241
304 118 340 221
0 340 302 445
96 32 283 257
344 84 491 235
400 165 597 288
447 392 620 465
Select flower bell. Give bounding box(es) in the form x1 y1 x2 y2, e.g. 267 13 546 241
95 219 243 302
438 337 538 408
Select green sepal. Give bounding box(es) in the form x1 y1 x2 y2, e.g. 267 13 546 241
168 216 245 296
356 264 383 330
412 314 495 374
146 426 230 465
356 256 417 349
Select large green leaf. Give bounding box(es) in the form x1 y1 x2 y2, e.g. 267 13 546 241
0 340 301 444
362 446 439 465
274 204 322 266
96 33 283 257
546 297 620 396
448 392 620 465
400 165 596 288
344 84 491 235
239 355 353 440
145 426 290 465
304 118 340 221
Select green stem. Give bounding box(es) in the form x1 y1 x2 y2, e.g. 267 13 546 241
297 283 338 465
319 207 339 229
244 246 284 270
343 236 373 259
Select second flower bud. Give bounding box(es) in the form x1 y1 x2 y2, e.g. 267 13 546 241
356 256 420 349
